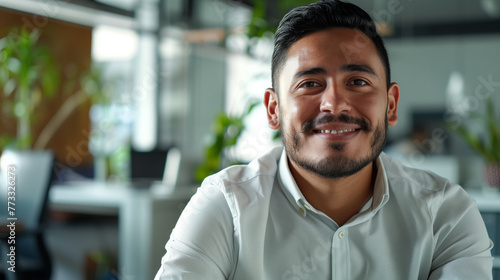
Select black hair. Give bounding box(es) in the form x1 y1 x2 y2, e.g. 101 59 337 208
271 0 391 91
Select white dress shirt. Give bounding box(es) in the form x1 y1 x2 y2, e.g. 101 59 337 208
155 147 493 280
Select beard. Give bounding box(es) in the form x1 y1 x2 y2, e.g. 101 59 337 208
281 113 387 179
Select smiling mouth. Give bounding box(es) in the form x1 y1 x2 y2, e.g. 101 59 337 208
313 129 359 134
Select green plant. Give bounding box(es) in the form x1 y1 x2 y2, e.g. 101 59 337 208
80 65 115 106
0 27 60 149
452 97 500 163
195 102 259 182
246 0 315 39
243 0 315 55
196 0 314 182
32 65 114 150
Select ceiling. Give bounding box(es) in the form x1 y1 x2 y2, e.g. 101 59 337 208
348 0 500 37
93 0 500 25
350 0 500 24
230 0 500 37
3 0 500 36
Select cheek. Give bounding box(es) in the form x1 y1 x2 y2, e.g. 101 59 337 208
282 99 303 124
280 99 317 134
288 98 302 116
292 97 321 120
352 95 386 120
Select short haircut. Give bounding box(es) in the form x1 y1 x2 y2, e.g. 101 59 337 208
271 0 391 92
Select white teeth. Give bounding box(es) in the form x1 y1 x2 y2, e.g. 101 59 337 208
319 129 356 134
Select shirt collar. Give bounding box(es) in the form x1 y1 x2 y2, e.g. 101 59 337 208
277 149 309 216
277 149 390 217
373 153 390 211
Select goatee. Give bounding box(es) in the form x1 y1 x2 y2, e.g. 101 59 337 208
281 114 387 179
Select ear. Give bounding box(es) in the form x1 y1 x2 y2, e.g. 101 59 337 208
387 82 400 127
264 88 280 130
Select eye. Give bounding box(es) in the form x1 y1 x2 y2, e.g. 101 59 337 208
348 79 368 86
300 81 321 88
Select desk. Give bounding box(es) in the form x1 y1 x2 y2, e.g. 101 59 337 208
468 188 500 212
49 184 499 278
49 182 196 280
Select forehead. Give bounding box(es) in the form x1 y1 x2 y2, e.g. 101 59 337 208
279 27 384 86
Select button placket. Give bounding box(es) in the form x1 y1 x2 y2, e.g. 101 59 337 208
332 229 348 279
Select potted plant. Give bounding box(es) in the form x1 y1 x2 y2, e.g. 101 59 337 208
0 27 60 149
452 97 500 187
0 28 121 175
195 101 259 183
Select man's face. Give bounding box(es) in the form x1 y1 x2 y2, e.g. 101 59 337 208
265 27 399 179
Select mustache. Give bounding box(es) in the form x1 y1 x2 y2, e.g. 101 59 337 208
302 114 373 134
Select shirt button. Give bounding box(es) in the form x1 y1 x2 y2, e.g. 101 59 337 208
338 231 345 239
304 204 311 210
299 208 305 215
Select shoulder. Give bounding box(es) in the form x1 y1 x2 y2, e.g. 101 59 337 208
199 147 282 213
204 146 282 190
376 158 492 277
379 152 475 214
380 152 461 194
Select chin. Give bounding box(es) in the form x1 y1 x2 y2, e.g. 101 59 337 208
290 141 381 179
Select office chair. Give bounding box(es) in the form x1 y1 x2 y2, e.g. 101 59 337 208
0 149 54 280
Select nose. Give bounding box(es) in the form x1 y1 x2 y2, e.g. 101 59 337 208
319 84 351 114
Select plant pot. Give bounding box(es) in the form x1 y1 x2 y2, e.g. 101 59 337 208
483 162 500 188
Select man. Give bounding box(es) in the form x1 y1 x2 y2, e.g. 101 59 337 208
155 1 493 279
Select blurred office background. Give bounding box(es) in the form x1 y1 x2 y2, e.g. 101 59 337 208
0 0 500 279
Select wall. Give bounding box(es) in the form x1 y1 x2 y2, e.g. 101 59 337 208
385 34 500 186
158 42 226 184
386 34 500 139
0 7 93 168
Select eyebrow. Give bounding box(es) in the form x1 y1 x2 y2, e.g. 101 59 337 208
292 64 377 81
293 67 327 81
340 64 377 77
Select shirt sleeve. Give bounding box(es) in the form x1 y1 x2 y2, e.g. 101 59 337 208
154 181 235 280
428 183 494 280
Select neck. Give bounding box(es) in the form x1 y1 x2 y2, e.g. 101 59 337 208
289 159 376 226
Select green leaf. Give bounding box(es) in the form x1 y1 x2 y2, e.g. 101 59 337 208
13 101 27 118
0 135 16 150
41 64 60 97
0 27 62 149
81 66 115 105
224 134 239 146
0 67 10 86
7 57 21 73
3 78 16 96
486 99 500 162
450 96 500 163
16 135 31 150
454 124 492 161
467 111 485 120
0 47 13 65
246 100 260 114
273 130 280 140
37 47 59 92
